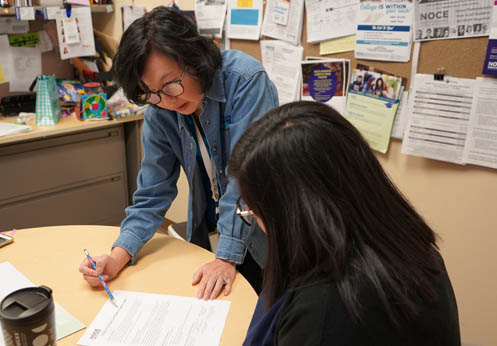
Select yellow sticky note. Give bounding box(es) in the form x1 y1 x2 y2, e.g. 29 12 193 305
238 0 253 8
320 35 356 55
0 63 6 84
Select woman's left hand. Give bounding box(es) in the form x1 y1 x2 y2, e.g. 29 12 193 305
192 258 236 300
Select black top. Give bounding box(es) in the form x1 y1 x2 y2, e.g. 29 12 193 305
244 252 460 346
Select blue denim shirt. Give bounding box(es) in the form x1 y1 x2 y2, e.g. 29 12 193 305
113 50 279 266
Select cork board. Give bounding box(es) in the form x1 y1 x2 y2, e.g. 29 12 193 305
0 17 74 100
230 14 490 90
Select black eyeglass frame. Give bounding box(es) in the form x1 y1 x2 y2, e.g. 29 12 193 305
139 67 186 105
236 197 255 226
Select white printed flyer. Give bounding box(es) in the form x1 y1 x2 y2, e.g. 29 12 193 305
355 0 413 62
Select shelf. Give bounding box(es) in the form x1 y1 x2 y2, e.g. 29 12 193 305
0 4 114 16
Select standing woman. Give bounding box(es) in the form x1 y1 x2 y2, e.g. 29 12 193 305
79 6 278 299
230 102 460 345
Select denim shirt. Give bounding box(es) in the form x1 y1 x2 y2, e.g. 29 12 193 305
113 50 279 266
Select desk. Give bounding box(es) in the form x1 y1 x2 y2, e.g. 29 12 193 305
0 115 143 229
0 226 257 345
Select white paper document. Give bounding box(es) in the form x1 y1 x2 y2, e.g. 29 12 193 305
261 40 303 105
9 46 42 92
402 74 475 165
0 17 29 34
462 77 497 169
55 7 96 60
78 290 231 346
122 6 147 32
391 91 409 139
195 0 227 37
38 30 55 53
0 262 85 346
0 122 32 137
261 0 304 46
414 0 492 41
305 0 359 43
355 0 413 62
227 0 263 40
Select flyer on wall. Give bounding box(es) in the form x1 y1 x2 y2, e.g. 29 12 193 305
345 68 402 153
414 0 492 41
401 74 475 165
261 40 303 105
301 59 349 115
483 1 497 75
305 0 359 43
355 0 413 62
195 0 227 38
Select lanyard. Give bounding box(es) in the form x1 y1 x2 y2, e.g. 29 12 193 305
193 121 220 213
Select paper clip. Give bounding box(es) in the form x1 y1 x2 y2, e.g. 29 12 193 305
434 67 447 81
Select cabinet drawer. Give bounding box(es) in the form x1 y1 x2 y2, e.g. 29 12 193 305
0 126 127 204
0 174 127 230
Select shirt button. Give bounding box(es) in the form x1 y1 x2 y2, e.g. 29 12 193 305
212 146 217 152
250 243 254 249
205 119 211 125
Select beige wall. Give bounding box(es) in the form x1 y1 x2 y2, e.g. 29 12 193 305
378 141 496 346
96 3 496 345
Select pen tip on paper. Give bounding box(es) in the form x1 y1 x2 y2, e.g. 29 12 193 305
111 299 118 308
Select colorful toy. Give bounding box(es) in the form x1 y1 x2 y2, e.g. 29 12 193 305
80 93 109 120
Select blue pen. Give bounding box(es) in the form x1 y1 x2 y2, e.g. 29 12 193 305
84 249 118 307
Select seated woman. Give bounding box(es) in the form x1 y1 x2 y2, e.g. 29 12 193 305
229 101 461 346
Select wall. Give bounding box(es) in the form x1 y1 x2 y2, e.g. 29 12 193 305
97 4 497 345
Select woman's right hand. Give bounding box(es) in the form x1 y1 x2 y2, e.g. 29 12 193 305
79 247 131 288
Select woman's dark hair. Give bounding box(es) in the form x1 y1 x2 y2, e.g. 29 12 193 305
113 6 222 105
375 77 384 90
229 101 441 324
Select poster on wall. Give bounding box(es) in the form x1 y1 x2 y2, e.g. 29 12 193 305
301 59 349 115
355 0 413 62
483 1 497 75
195 0 227 38
55 7 96 60
414 0 492 41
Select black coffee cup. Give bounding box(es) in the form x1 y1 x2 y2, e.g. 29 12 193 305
0 285 56 346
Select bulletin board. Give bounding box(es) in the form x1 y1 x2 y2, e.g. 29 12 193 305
230 19 490 90
0 17 74 99
232 16 496 346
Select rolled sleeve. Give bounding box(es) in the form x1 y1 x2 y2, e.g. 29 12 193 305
113 110 181 264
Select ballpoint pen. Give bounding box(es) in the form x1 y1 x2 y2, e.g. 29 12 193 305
84 249 118 307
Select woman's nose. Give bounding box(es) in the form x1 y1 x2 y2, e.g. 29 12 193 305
159 94 177 108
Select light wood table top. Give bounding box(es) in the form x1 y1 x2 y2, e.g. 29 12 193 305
0 226 257 345
0 113 143 146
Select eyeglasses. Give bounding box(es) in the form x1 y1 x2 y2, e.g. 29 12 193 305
139 68 186 105
236 197 255 226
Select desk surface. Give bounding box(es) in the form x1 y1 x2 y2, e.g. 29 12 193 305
0 113 144 146
0 226 257 345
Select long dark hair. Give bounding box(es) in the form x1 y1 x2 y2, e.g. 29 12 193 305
229 101 441 324
112 6 222 105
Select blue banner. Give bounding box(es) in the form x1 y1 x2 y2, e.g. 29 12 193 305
357 25 411 32
483 39 497 76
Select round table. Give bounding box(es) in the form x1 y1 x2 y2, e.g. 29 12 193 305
0 226 257 345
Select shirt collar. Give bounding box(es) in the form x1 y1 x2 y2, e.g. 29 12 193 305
204 68 226 103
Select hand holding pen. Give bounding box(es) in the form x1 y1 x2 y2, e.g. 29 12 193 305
83 249 118 307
